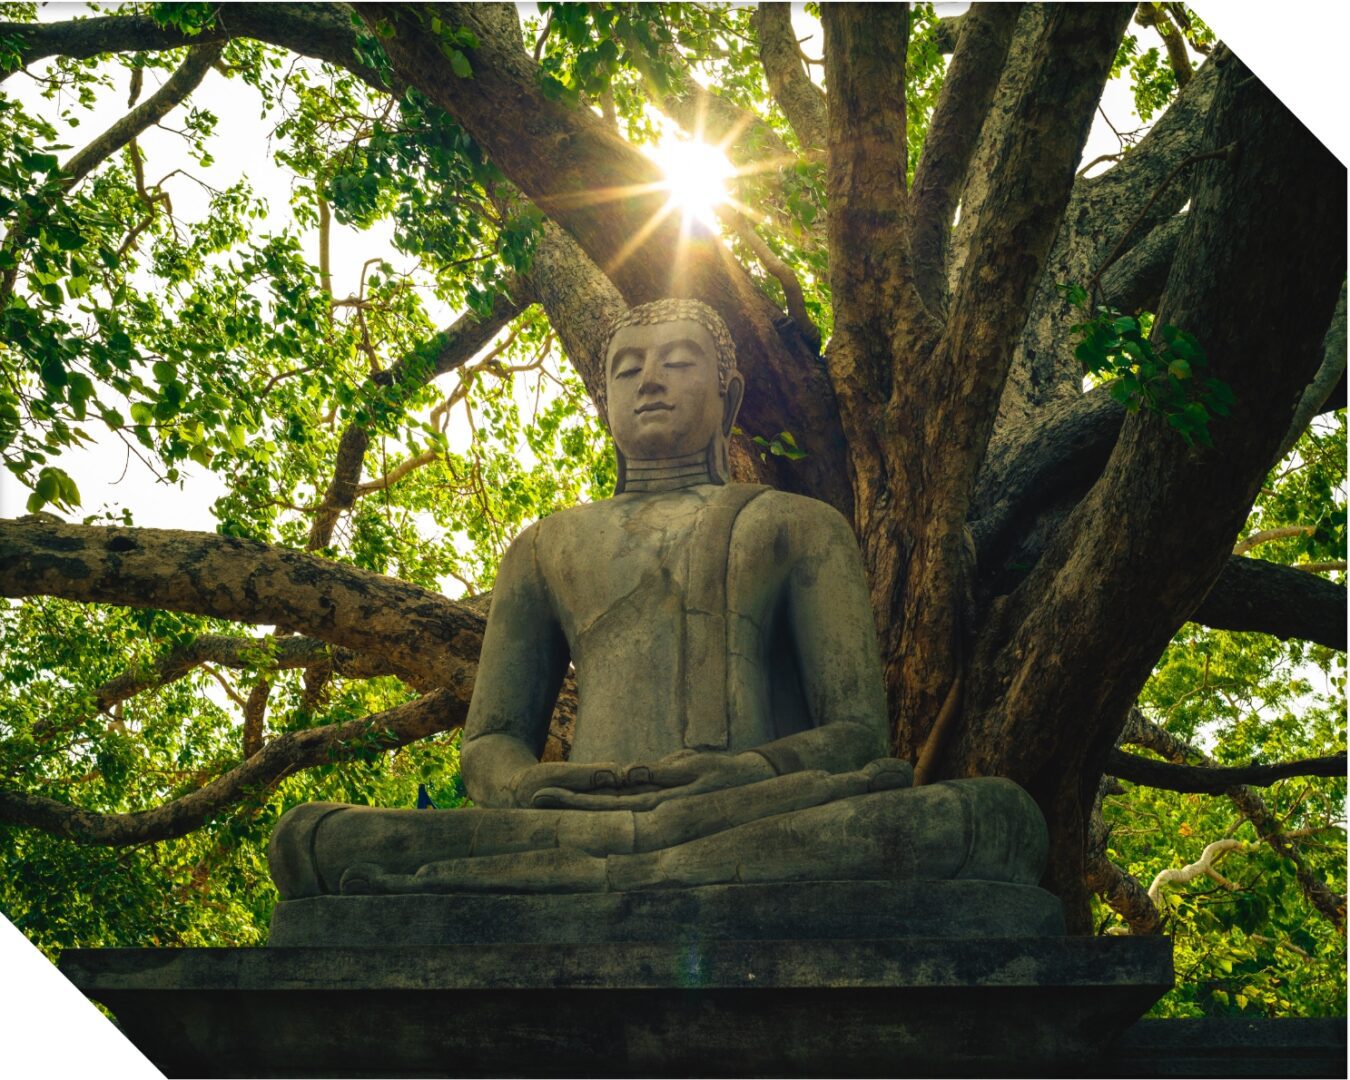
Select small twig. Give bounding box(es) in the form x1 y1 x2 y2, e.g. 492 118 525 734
1087 145 1236 301
1233 524 1317 555
533 10 553 62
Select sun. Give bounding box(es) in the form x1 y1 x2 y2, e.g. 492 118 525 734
648 135 735 231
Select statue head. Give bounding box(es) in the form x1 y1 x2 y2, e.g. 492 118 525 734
604 299 745 492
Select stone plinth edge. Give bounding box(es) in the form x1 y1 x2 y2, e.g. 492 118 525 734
61 936 1171 1077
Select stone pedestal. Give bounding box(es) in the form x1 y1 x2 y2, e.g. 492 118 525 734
59 880 1175 1077
62 936 1171 1078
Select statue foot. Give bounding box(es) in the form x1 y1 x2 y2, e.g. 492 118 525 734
339 863 384 896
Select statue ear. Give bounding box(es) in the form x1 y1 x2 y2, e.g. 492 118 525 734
721 371 745 436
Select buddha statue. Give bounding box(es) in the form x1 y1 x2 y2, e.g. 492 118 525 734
268 299 1048 901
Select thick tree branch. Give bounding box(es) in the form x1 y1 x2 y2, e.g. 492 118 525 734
822 3 916 405
1108 751 1347 794
0 517 484 692
1086 777 1163 934
1098 213 1186 315
944 5 1132 399
0 5 389 93
1275 282 1347 462
1088 851 1163 934
521 220 625 416
971 386 1123 565
1194 556 1346 651
990 55 1218 431
753 3 828 153
0 689 462 845
961 49 1346 927
910 3 1020 315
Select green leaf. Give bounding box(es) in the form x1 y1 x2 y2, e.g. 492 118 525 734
39 356 67 389
34 470 58 504
449 49 473 78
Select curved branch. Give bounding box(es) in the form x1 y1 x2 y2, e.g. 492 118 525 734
753 3 827 153
1098 212 1186 315
723 209 820 349
307 283 529 550
1148 838 1248 904
30 633 396 741
1233 525 1316 556
971 385 1123 563
1108 750 1347 794
1 42 222 302
1121 709 1346 930
0 689 462 845
353 448 439 496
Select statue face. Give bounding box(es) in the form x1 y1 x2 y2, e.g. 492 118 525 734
606 318 724 460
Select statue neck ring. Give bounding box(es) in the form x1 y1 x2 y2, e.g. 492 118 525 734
615 444 726 493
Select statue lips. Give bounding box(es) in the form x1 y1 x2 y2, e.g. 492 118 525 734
635 401 675 421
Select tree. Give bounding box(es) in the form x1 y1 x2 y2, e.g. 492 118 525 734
0 2 1344 1006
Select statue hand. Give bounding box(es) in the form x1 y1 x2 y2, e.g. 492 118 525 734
530 750 775 811
508 761 624 809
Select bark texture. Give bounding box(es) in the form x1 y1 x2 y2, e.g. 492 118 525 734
959 49 1347 928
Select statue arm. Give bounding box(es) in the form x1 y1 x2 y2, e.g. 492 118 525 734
460 522 571 807
750 503 891 776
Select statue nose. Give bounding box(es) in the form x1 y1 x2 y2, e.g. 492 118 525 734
638 355 666 394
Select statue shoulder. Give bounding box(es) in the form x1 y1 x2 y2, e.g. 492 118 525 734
501 501 609 569
739 488 856 541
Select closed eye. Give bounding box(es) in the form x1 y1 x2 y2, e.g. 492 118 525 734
614 367 641 379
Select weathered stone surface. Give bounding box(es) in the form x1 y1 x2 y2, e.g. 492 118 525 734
61 936 1172 1077
268 879 1067 946
1103 1018 1347 1079
268 300 1052 899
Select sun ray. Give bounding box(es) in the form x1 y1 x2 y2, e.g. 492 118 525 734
647 135 736 232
